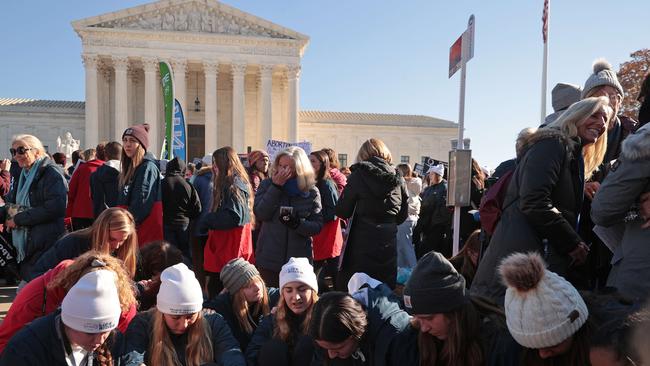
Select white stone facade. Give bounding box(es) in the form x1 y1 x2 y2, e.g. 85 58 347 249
1 1 459 163
72 0 309 156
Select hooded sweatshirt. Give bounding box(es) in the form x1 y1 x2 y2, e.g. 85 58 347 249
161 157 201 226
90 159 120 217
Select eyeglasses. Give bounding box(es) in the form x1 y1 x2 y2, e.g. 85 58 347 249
9 146 32 156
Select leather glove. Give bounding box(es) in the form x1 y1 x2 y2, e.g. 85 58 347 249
279 214 300 229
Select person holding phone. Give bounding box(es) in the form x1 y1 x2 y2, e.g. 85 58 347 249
253 147 323 287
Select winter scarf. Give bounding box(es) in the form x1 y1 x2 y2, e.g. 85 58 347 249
283 178 309 198
13 157 45 262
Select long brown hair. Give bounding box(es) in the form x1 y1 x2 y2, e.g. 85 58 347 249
47 251 137 313
273 290 319 343
149 309 213 366
211 147 254 224
232 276 271 335
65 208 138 278
449 229 481 287
310 150 332 183
119 143 145 188
413 297 505 366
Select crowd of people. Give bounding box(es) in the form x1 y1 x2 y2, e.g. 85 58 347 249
0 58 648 365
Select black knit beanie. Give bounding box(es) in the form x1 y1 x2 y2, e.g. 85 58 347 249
403 251 469 314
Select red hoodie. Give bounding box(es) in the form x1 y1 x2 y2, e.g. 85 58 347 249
66 159 104 219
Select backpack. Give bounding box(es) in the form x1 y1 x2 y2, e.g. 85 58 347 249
479 169 515 235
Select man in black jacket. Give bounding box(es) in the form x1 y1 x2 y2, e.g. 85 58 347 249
162 157 201 262
90 141 121 217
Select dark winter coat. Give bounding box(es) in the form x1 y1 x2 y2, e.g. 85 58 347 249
90 160 120 217
254 178 323 272
0 157 67 277
162 157 201 227
245 313 317 366
203 287 280 351
416 181 450 231
201 176 251 231
26 232 91 281
121 310 245 366
117 155 161 225
0 310 124 366
335 157 408 288
192 167 213 237
592 123 650 300
472 127 586 303
327 282 411 366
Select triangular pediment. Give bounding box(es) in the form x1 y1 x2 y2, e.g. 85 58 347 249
72 0 308 41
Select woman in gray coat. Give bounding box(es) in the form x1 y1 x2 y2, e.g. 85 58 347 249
591 123 650 300
254 146 323 287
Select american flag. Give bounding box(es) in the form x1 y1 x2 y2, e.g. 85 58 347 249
542 0 549 43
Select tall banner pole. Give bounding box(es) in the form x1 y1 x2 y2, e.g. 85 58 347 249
159 61 174 159
541 0 550 124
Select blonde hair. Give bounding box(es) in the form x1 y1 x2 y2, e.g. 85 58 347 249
82 148 96 161
356 138 392 164
273 288 319 343
232 276 271 335
119 143 145 188
269 146 316 192
547 96 611 180
47 251 136 313
149 309 213 366
11 134 46 157
67 208 138 278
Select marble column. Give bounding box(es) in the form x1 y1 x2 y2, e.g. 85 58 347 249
231 62 247 152
142 57 159 156
286 65 301 142
203 61 219 155
112 56 129 141
258 64 274 148
171 59 188 118
82 54 99 149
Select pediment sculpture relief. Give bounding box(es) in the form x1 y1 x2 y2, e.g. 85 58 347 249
90 3 292 39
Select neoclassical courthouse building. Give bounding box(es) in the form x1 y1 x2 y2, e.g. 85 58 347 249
1 0 458 167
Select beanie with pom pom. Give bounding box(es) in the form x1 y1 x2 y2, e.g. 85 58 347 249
499 252 588 349
582 58 624 98
122 124 150 151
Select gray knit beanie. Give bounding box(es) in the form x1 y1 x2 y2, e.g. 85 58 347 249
582 58 624 98
403 251 469 314
551 83 582 112
220 258 260 294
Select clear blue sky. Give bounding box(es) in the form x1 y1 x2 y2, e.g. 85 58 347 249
1 0 648 167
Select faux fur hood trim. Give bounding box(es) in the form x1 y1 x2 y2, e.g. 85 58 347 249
621 123 650 161
518 126 576 157
350 158 402 189
196 166 212 176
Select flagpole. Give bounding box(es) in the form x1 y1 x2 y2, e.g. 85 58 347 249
541 0 549 124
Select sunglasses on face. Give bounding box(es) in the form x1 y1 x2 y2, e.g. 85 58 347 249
10 146 33 156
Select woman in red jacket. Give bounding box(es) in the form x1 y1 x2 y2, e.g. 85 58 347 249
201 146 254 298
66 147 104 230
0 251 137 354
309 150 343 292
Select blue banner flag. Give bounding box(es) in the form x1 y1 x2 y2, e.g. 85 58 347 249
172 99 187 162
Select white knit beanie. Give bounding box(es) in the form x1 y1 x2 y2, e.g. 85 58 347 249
279 257 318 293
61 269 121 333
500 252 588 349
157 263 203 315
427 164 445 177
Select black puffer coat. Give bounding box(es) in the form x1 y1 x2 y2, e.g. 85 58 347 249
472 127 586 303
336 157 408 289
0 157 67 278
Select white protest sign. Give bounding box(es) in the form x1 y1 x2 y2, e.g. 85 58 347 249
266 139 312 161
